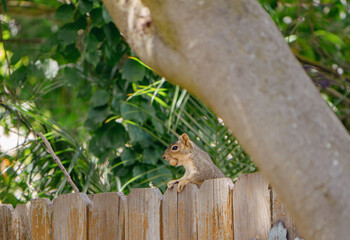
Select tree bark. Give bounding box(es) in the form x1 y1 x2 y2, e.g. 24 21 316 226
102 0 350 239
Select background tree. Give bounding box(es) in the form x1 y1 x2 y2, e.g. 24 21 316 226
101 0 350 239
0 1 349 238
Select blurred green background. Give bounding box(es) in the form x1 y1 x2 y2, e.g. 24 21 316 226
0 0 349 206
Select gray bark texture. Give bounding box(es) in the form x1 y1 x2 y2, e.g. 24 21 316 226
102 0 350 239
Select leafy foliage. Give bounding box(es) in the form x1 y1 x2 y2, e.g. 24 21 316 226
1 0 349 206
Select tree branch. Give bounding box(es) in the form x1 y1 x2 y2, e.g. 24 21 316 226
102 0 350 239
38 132 80 193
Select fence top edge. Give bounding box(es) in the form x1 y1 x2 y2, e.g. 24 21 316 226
52 192 92 205
0 204 14 211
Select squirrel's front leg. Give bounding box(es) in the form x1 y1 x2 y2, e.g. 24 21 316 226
177 178 190 192
167 179 181 189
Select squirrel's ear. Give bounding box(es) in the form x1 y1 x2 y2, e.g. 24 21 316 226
179 133 190 147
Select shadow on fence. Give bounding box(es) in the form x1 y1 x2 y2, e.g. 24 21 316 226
0 173 302 240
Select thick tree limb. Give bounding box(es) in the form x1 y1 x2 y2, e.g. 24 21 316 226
102 0 350 239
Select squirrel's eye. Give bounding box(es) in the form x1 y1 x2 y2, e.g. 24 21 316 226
172 145 178 151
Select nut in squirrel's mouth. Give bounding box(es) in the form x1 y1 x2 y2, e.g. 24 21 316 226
169 159 178 166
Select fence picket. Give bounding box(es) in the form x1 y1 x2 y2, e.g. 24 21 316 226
197 178 234 240
12 204 30 240
0 204 14 240
88 192 126 240
233 172 271 240
30 198 52 240
163 183 198 240
162 186 178 240
52 193 91 240
272 190 303 240
126 188 162 240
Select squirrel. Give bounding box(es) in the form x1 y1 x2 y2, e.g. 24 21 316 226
162 133 225 192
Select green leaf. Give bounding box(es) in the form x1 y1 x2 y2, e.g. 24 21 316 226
77 81 92 100
120 102 147 124
9 66 27 88
72 17 87 30
84 31 100 51
89 134 104 157
90 27 104 42
152 118 164 134
78 0 93 14
127 124 152 147
121 148 137 166
101 123 126 149
85 51 100 66
103 23 120 47
122 59 145 82
10 49 25 65
90 8 104 26
143 146 162 165
315 30 344 47
55 4 75 21
102 5 112 23
91 90 110 108
63 44 81 63
62 67 80 87
85 106 108 130
57 29 78 45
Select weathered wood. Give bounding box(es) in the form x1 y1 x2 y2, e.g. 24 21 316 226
12 204 30 240
163 183 198 240
162 186 178 240
52 193 91 240
30 198 52 240
126 188 162 240
0 204 14 240
196 178 233 240
233 173 271 240
272 190 303 240
88 192 126 240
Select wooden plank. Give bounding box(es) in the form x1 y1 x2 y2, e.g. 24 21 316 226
12 204 30 240
196 178 233 240
88 192 126 240
272 190 303 240
233 172 271 240
162 186 178 240
126 188 162 240
52 193 92 240
0 204 14 240
30 198 52 240
163 183 198 240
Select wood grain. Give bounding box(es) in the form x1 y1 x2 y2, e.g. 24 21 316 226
12 204 30 240
196 178 234 240
233 173 271 240
88 192 126 240
126 188 162 240
30 198 52 240
163 183 198 240
272 190 303 240
52 193 91 240
0 204 14 240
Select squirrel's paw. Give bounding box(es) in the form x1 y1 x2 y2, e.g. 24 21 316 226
167 180 179 189
177 180 189 192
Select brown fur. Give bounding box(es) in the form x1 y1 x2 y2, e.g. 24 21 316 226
162 133 225 192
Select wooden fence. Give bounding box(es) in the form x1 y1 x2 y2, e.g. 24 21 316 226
0 173 302 240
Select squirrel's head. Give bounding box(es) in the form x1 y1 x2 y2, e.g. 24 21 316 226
162 133 193 167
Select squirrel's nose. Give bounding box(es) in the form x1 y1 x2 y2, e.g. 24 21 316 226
162 153 165 159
